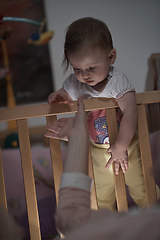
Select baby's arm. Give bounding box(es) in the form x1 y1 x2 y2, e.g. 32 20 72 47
105 92 137 175
48 88 73 105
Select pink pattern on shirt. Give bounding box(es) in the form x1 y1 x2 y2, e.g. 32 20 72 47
88 109 123 144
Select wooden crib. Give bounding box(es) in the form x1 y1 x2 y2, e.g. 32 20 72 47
0 90 160 240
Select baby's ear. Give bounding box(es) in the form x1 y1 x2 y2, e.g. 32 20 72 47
109 49 117 64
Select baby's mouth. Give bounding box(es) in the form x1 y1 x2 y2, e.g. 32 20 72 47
86 80 94 84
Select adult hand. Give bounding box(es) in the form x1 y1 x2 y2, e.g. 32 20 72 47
45 97 89 174
45 97 87 141
44 116 75 141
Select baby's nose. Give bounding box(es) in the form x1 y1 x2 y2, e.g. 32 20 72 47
82 70 90 79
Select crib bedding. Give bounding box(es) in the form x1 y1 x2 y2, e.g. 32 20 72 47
1 147 67 239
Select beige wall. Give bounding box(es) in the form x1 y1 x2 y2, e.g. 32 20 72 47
44 0 160 93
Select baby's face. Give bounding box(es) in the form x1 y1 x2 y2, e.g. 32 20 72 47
68 49 113 88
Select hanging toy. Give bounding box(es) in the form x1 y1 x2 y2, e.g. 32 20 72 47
27 30 54 45
0 15 41 26
0 15 54 45
27 19 54 45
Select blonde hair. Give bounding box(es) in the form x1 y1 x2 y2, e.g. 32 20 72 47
62 17 113 71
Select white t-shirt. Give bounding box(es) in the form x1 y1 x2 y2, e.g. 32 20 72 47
62 66 135 144
62 66 135 101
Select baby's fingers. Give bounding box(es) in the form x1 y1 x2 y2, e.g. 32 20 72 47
114 161 120 175
124 158 128 170
119 159 128 174
48 92 58 104
48 93 68 104
121 156 128 171
105 157 114 169
56 93 73 105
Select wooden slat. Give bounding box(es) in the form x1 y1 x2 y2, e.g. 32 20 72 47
105 108 128 212
2 40 17 130
46 115 63 204
147 103 160 132
88 148 98 210
0 147 7 210
137 105 157 206
17 119 41 240
0 91 160 123
84 109 98 210
151 53 160 90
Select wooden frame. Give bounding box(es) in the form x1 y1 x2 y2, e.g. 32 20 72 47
0 90 160 240
147 54 160 133
151 53 160 90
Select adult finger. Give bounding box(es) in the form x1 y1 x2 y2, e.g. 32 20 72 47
47 121 64 133
44 132 68 141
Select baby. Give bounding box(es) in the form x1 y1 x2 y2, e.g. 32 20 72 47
47 17 154 210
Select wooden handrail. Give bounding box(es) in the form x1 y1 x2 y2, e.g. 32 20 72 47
0 91 160 122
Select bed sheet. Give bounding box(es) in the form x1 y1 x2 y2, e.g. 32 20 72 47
1 147 67 239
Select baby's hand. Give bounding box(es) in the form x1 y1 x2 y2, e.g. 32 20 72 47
48 88 73 105
105 144 128 175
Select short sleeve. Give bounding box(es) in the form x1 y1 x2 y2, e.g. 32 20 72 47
111 73 135 101
62 74 78 100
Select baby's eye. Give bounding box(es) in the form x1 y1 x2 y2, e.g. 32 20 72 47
74 68 81 71
88 67 96 71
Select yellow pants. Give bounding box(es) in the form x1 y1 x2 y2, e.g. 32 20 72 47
90 132 158 211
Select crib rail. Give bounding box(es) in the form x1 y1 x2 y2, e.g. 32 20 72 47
0 90 160 122
0 90 160 240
